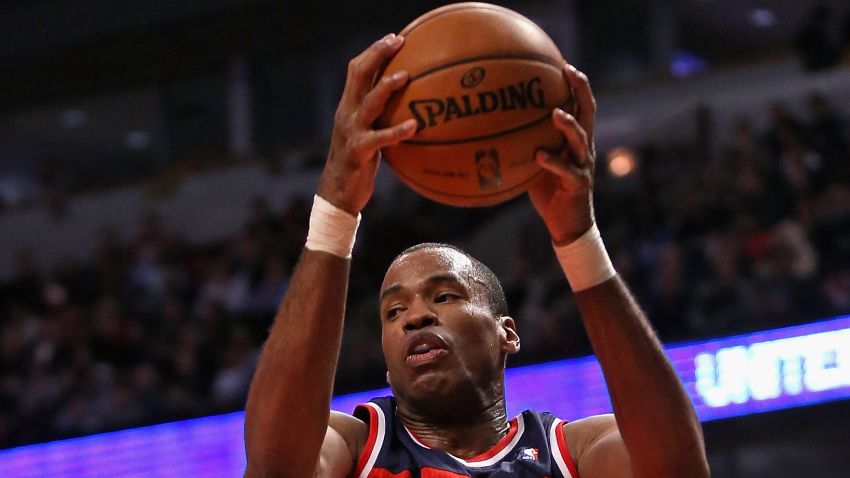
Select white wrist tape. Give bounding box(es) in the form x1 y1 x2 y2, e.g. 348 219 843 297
305 195 361 259
554 223 616 291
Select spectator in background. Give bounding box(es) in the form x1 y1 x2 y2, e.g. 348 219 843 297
762 101 804 161
806 92 849 185
841 9 850 64
212 326 256 409
795 4 840 72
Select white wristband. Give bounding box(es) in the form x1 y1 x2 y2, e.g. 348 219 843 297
305 195 361 259
554 223 616 291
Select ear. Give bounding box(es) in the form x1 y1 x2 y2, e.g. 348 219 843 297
386 371 393 387
498 316 520 355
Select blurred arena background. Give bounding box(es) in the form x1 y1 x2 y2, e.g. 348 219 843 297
1 0 850 476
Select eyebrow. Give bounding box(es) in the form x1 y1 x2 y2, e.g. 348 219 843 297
379 273 465 303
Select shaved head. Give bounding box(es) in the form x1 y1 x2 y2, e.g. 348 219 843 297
390 243 508 318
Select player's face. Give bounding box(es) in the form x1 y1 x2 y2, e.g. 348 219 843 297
379 248 518 405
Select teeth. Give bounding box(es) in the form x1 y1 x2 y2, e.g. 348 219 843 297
413 344 431 354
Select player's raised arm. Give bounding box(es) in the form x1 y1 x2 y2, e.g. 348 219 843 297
528 64 710 478
243 34 417 478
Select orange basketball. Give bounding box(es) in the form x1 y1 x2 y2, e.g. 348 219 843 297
378 2 570 207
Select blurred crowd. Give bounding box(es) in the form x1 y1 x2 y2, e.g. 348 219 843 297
1 91 849 449
795 3 850 72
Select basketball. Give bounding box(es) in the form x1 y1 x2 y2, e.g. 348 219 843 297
377 2 571 207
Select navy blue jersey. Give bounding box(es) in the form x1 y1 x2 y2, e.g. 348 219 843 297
352 397 580 478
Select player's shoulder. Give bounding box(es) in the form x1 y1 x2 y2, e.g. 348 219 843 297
562 414 623 469
315 411 370 478
563 414 618 436
563 414 618 447
328 410 369 458
329 410 368 434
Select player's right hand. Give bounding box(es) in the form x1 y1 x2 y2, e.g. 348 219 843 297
528 64 597 246
316 33 418 216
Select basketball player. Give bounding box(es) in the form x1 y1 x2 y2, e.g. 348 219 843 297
244 34 710 478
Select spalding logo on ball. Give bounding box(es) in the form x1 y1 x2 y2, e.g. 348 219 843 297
378 2 571 207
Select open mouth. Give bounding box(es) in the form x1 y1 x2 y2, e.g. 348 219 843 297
404 332 449 365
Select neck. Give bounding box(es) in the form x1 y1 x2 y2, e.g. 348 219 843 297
397 394 510 459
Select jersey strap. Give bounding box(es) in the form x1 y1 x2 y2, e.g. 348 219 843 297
550 418 580 478
353 401 387 478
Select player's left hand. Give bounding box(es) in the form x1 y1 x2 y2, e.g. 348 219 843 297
528 63 597 246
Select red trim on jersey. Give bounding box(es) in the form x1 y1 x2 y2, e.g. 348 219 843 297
421 467 471 477
465 417 519 462
555 421 581 478
368 469 412 478
368 468 469 478
405 426 432 449
407 417 519 463
354 404 379 477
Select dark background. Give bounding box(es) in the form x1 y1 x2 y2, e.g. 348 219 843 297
2 1 850 476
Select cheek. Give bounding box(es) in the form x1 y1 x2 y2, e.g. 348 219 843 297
381 327 402 363
456 309 501 352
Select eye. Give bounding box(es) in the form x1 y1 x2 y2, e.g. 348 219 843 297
434 292 458 303
385 306 403 321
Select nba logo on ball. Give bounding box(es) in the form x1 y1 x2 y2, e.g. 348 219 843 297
378 2 571 207
475 149 502 189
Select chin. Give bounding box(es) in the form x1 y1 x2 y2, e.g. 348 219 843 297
407 369 452 397
395 369 463 409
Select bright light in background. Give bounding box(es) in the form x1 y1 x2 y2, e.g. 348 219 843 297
749 9 776 28
607 147 637 177
670 52 708 78
125 130 150 150
60 109 87 129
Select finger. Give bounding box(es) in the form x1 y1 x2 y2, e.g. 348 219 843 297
535 149 585 180
563 63 596 143
358 119 417 151
344 34 405 103
357 70 410 126
552 109 590 167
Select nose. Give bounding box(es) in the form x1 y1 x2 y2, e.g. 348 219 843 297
403 297 438 332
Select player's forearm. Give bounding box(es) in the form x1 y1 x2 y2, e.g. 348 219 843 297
574 277 709 477
244 249 350 477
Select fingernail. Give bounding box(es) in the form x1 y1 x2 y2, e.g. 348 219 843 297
402 119 417 131
555 108 569 121
535 150 548 162
391 71 408 82
385 34 403 46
